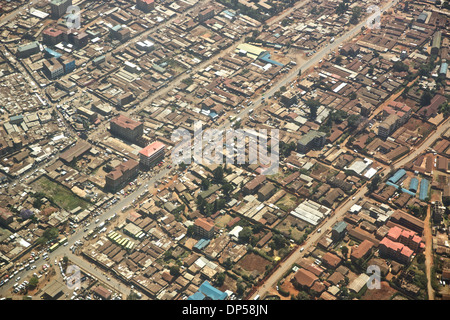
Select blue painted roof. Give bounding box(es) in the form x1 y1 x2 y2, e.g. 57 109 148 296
332 221 347 233
187 292 206 300
409 177 419 192
258 52 284 67
188 281 228 300
45 47 62 58
419 179 429 200
199 281 228 300
193 238 210 251
385 181 399 189
388 169 406 184
401 188 416 197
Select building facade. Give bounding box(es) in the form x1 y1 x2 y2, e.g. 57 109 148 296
110 114 143 142
139 141 165 168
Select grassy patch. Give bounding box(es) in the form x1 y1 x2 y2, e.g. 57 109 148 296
32 176 90 211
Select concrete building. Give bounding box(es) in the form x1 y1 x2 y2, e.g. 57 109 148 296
298 130 326 153
110 114 143 142
43 57 64 79
139 141 165 168
331 221 348 241
137 0 155 12
105 159 140 192
379 237 413 264
194 217 215 239
377 114 400 139
43 27 64 45
198 8 215 22
50 0 72 19
16 41 40 58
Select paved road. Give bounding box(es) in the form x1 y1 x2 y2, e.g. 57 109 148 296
0 165 170 297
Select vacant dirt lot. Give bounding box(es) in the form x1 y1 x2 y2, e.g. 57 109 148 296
362 281 398 300
236 253 271 274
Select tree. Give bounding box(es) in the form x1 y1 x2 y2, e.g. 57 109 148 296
368 174 381 192
28 276 39 290
236 282 245 296
341 246 349 258
201 178 210 190
213 166 224 184
269 234 287 250
170 265 181 277
187 225 195 237
223 258 233 270
305 99 320 120
222 183 234 198
178 162 187 171
127 292 140 300
347 114 360 128
420 91 432 107
336 1 349 15
215 273 226 287
393 61 409 72
238 227 252 244
350 6 362 24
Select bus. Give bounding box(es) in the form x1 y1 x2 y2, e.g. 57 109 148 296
49 243 60 252
108 232 117 239
58 237 68 246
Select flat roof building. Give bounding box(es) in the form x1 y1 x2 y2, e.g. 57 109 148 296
110 114 143 142
139 141 165 168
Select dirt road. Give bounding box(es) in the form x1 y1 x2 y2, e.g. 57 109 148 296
424 204 434 300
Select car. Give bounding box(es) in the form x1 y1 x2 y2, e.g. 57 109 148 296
300 247 304 252
317 228 321 233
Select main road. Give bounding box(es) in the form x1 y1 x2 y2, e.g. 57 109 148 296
0 164 171 297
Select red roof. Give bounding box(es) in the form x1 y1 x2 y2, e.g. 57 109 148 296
43 28 63 37
387 226 403 241
294 268 318 288
111 114 142 130
380 237 413 259
139 141 165 158
194 217 214 232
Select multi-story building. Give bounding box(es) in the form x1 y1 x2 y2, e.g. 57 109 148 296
110 114 143 142
386 226 423 252
50 0 72 19
298 130 326 153
43 57 64 79
43 27 64 45
16 41 40 58
116 92 135 107
198 8 215 22
193 217 215 239
77 107 97 122
377 114 399 139
105 159 140 192
379 237 413 264
137 0 155 12
139 141 165 168
60 56 76 74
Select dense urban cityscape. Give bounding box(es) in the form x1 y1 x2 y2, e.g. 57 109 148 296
0 0 449 303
